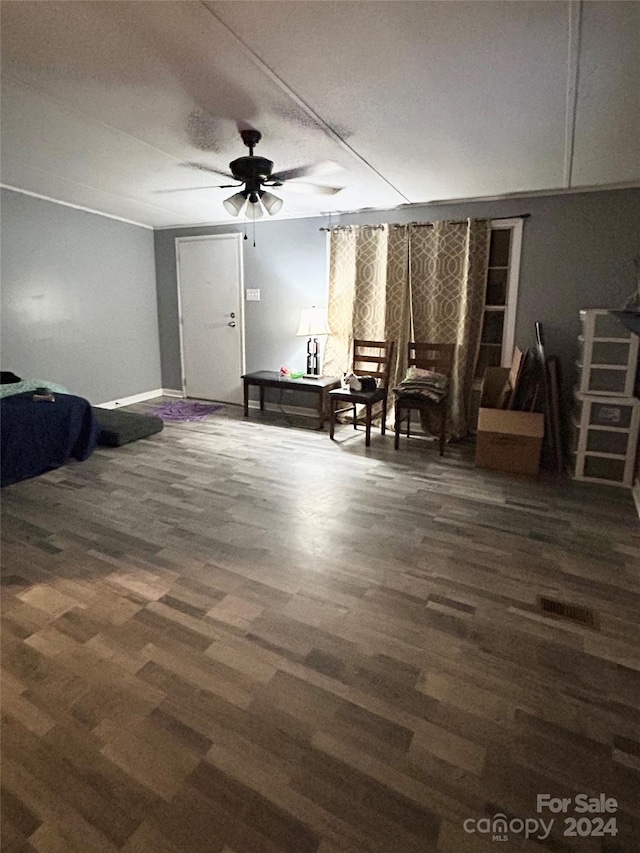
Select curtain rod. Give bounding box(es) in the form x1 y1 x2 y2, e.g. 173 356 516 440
319 214 530 231
406 214 531 228
319 224 384 232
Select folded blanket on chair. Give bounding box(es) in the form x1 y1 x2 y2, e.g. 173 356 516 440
393 366 449 402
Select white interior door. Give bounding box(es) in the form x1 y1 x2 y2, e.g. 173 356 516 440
177 235 244 403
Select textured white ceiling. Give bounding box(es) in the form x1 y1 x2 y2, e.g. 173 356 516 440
1 1 638 228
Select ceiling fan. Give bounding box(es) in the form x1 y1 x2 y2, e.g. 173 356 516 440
181 128 344 219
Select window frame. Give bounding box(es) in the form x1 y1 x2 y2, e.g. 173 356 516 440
479 217 523 372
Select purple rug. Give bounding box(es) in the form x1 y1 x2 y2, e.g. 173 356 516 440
150 400 223 422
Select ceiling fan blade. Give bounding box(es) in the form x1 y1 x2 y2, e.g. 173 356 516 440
184 161 236 180
155 184 241 194
281 181 344 196
270 160 343 183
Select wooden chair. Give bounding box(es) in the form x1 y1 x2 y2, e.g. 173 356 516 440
394 342 456 455
328 339 396 447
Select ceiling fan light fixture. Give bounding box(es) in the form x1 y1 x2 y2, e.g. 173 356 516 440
260 191 284 216
245 198 264 220
223 191 247 217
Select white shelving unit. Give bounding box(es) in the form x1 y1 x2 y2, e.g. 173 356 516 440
576 309 638 396
570 391 640 487
571 310 639 487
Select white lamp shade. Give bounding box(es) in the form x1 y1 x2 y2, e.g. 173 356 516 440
245 199 264 220
296 307 331 337
224 189 283 218
223 191 246 216
261 191 284 215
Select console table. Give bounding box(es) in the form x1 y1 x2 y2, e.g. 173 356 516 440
242 371 341 429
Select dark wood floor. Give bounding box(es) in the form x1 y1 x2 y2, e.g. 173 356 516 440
2 400 639 853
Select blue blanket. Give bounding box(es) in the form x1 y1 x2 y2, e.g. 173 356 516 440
1 392 100 487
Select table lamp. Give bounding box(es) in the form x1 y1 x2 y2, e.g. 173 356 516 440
296 307 331 376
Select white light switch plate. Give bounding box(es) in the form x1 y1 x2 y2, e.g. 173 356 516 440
246 289 261 301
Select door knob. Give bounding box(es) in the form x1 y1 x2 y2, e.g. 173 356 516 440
228 321 236 327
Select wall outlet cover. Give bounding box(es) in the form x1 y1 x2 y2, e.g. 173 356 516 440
246 289 261 301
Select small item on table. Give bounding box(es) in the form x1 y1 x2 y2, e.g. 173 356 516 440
33 387 55 402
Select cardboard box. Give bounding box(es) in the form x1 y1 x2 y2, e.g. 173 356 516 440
479 366 511 408
475 366 544 475
476 408 544 475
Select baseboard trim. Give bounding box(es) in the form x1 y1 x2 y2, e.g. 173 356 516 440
162 388 185 398
95 389 164 409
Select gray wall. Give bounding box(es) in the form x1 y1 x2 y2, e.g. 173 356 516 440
6 185 635 412
154 217 329 390
1 189 161 404
154 188 640 400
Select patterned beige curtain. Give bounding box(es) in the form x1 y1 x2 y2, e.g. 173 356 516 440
322 227 359 379
324 219 488 437
323 225 410 391
410 219 489 436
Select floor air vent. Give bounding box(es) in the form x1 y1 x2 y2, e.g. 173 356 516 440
538 596 597 628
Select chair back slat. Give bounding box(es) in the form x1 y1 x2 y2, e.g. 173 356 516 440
353 339 396 390
408 342 455 376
